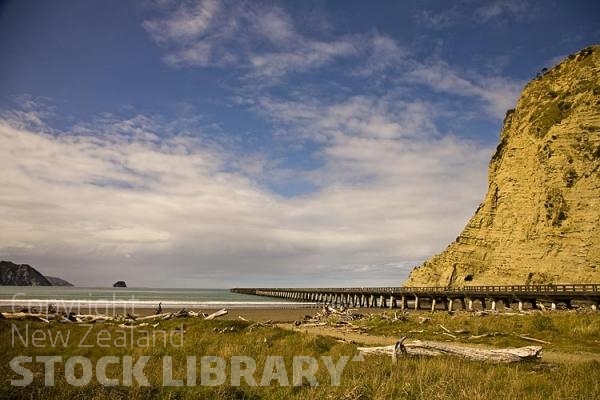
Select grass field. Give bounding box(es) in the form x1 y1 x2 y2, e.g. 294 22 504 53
1 311 600 399
351 309 600 353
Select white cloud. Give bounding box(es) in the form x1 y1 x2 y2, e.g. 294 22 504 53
0 100 492 287
416 7 462 31
143 0 221 44
142 2 520 117
247 39 357 79
94 228 171 244
475 0 531 22
353 34 406 76
417 0 535 30
403 62 522 118
142 1 359 78
251 6 296 44
255 94 489 186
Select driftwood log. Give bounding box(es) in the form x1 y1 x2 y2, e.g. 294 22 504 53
358 337 542 363
0 312 53 319
1 308 227 324
204 308 228 320
518 335 552 345
136 313 172 321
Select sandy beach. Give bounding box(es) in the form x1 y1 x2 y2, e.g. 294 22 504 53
157 306 323 322
1 303 390 323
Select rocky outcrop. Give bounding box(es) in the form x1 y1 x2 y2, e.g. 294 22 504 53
45 276 74 287
0 261 52 286
0 261 74 286
113 281 127 288
405 45 600 287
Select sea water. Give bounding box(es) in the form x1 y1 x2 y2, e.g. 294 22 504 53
0 287 313 311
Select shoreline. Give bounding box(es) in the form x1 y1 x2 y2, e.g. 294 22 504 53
1 304 390 323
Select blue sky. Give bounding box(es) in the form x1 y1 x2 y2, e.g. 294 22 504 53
0 0 599 287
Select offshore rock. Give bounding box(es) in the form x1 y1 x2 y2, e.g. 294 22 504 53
405 45 600 287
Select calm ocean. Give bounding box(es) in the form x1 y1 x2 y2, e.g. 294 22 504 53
0 287 313 311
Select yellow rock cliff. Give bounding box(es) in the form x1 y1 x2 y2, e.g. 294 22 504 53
404 45 600 287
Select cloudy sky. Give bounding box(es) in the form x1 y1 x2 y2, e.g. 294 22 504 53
1 1 599 287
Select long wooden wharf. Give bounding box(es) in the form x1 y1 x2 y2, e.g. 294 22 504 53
231 284 600 311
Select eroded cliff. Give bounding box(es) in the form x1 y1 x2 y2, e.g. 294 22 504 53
405 45 600 287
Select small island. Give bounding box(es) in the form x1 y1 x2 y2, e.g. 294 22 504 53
113 281 127 288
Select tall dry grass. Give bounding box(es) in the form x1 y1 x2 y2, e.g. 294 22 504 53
1 313 599 399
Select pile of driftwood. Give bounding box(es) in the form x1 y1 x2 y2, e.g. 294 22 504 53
295 307 553 344
358 336 542 363
296 306 367 327
293 307 546 363
0 307 230 329
294 306 410 334
1 307 280 335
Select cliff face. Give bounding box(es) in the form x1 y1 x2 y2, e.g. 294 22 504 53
0 261 52 286
405 45 600 287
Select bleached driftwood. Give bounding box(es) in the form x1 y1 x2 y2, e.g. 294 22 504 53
246 321 273 331
468 332 506 340
518 335 552 345
1 310 208 325
77 314 113 323
439 324 457 339
298 322 327 327
0 312 45 319
358 338 542 363
136 313 172 321
0 312 57 323
204 308 228 320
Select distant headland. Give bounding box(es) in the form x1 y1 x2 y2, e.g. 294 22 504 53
0 260 73 286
